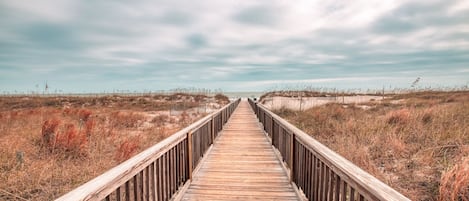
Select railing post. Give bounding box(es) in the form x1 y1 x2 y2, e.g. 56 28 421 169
187 131 193 180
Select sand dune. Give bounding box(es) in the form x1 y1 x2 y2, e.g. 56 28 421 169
261 95 384 110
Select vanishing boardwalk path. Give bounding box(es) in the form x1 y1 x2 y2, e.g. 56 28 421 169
57 99 410 201
182 100 299 200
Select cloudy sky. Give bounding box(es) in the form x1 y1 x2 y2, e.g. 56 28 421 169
1 0 469 93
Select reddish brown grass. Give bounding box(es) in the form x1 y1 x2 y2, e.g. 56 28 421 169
83 118 94 136
0 93 224 200
56 123 88 156
115 137 141 162
78 109 92 122
41 119 61 148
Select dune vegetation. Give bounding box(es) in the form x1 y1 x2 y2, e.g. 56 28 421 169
269 91 469 201
0 93 229 200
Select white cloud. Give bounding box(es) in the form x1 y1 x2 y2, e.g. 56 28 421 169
2 0 77 22
1 0 468 92
448 0 469 14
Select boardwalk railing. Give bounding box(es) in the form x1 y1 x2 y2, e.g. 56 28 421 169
56 99 240 201
248 99 410 201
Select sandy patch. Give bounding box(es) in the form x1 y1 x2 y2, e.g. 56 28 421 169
261 95 385 110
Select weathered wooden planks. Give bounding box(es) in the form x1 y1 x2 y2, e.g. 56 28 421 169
182 101 299 201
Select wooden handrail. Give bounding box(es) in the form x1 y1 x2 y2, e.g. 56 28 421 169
56 99 240 201
248 98 410 201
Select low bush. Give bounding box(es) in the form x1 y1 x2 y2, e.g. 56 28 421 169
115 137 140 162
55 123 87 155
41 119 88 156
41 119 61 147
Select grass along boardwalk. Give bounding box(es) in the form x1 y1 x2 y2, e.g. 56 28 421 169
182 100 299 200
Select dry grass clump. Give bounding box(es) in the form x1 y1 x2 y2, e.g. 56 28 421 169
421 108 434 124
0 93 225 200
386 108 410 125
40 109 95 157
439 156 469 201
115 137 141 162
214 93 230 104
54 123 88 156
273 91 469 200
41 119 61 147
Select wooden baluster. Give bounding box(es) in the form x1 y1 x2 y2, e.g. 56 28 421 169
163 153 168 201
166 152 171 201
176 144 181 187
187 132 193 180
298 145 303 191
151 162 156 201
116 186 121 201
211 118 215 143
168 148 173 197
133 175 138 201
312 156 318 201
145 166 150 201
318 157 323 201
156 158 162 201
289 134 294 182
341 181 347 201
173 147 177 195
335 175 341 201
304 147 309 194
359 194 365 201
329 170 334 201
350 187 355 201
125 180 131 201
182 141 187 182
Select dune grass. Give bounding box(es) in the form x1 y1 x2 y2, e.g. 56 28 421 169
0 93 229 200
271 91 469 201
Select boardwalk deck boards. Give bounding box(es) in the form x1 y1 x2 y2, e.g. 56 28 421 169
182 101 299 200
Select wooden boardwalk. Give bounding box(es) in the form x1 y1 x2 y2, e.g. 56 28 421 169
57 99 410 201
182 100 299 201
